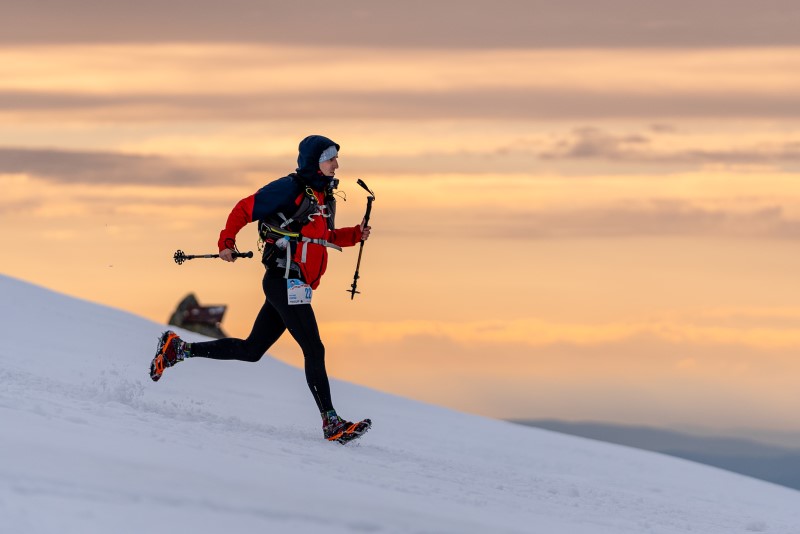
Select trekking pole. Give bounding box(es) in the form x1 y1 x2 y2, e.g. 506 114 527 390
173 249 253 265
348 179 376 299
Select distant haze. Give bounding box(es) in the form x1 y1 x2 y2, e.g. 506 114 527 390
515 419 800 491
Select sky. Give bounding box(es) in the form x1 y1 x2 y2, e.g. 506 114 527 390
3 1 800 436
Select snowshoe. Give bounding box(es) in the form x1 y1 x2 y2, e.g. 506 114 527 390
324 414 372 444
149 330 185 382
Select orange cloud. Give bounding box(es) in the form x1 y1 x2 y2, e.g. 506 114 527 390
321 316 800 351
3 46 800 121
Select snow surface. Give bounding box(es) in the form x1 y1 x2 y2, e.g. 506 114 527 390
1 274 800 534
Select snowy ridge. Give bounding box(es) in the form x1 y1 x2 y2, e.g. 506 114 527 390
1 274 799 534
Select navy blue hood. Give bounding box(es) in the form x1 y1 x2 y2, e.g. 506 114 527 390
295 135 339 191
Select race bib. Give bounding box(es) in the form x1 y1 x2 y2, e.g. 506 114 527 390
287 278 312 305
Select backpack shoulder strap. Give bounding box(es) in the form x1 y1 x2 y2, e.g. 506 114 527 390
273 173 320 230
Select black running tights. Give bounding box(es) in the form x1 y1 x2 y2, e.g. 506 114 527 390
189 275 333 413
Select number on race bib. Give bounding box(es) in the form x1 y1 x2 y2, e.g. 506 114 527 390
287 279 313 305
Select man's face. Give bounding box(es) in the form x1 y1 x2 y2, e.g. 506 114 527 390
319 156 338 177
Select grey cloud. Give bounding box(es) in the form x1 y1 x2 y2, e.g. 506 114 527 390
0 197 44 215
3 0 800 48
683 146 800 164
649 124 678 133
5 89 800 122
381 202 800 240
541 128 652 160
541 128 800 165
0 147 256 186
495 203 800 240
351 130 800 175
4 134 797 192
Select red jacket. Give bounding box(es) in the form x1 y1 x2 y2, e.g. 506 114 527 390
218 187 362 289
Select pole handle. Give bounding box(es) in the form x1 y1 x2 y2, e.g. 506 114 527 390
348 179 376 298
363 196 374 225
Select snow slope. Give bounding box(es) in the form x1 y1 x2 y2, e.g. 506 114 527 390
1 274 799 534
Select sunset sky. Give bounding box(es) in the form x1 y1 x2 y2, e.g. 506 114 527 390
3 1 800 437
